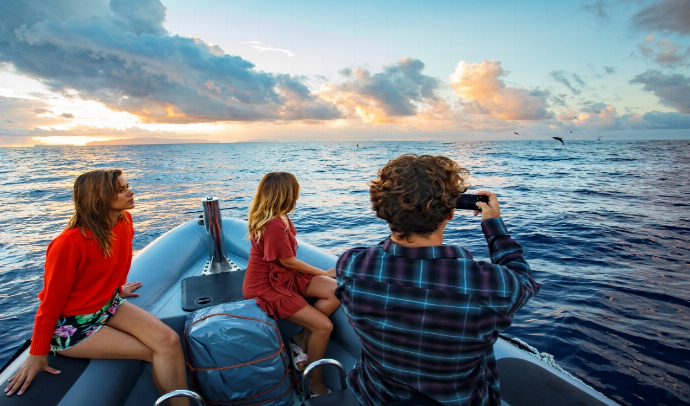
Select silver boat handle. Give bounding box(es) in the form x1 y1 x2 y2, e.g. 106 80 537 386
302 358 347 400
154 389 205 406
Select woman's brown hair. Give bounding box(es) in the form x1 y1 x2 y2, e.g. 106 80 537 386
247 172 300 241
68 169 128 256
369 154 470 240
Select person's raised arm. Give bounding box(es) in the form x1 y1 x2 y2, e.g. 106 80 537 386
474 190 539 315
278 257 335 278
474 190 528 273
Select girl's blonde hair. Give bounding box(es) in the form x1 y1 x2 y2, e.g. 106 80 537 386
247 172 300 241
68 169 129 257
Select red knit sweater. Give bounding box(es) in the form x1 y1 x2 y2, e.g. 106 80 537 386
30 212 134 355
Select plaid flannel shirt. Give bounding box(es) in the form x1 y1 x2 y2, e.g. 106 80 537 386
335 217 539 406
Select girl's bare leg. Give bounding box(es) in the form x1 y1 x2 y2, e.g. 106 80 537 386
286 305 333 395
307 276 340 317
290 275 340 364
60 302 189 406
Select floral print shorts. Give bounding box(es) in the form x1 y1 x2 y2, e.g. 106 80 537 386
50 289 125 352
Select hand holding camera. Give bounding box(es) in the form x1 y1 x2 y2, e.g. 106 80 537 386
456 191 500 220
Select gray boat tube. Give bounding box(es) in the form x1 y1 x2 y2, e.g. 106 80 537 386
0 216 622 406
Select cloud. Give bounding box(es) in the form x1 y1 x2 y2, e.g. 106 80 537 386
581 0 610 18
274 74 343 120
633 0 690 35
60 113 75 119
637 34 689 67
110 0 167 36
550 70 585 95
450 60 553 121
242 41 295 57
604 66 617 74
551 94 568 107
1 96 69 128
571 73 585 87
641 111 690 128
0 0 339 124
629 70 690 114
555 101 690 130
321 58 449 123
563 102 624 129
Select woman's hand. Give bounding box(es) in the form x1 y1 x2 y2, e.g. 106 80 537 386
4 354 60 396
120 281 142 298
325 268 336 278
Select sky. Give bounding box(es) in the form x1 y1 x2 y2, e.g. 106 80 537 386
0 0 689 146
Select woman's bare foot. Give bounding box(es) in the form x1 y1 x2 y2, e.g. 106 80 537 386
290 329 310 370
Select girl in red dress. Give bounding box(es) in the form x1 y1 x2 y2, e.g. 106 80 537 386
243 172 339 396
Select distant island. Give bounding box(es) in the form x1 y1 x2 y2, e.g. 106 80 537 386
85 137 218 146
239 138 279 143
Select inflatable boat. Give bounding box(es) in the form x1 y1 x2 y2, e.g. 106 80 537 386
0 198 622 406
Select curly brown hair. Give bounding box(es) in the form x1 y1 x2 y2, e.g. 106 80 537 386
369 154 470 240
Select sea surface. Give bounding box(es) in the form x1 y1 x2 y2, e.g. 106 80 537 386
0 140 689 405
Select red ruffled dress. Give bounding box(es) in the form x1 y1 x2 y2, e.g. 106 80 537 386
243 216 314 319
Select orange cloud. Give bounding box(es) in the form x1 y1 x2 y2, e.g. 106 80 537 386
320 58 450 125
450 60 553 121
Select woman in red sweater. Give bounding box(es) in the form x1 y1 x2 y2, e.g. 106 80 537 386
4 169 189 406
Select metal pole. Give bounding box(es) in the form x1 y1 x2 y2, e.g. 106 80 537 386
201 196 232 273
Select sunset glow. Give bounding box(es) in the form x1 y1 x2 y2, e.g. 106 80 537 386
33 136 122 146
1 0 688 147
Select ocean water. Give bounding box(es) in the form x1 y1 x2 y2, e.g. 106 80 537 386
0 140 689 405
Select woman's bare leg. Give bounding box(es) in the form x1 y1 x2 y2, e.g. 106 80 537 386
307 276 340 317
291 275 340 360
286 305 333 395
60 303 189 406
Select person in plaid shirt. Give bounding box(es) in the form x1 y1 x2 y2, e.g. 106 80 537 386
335 154 540 406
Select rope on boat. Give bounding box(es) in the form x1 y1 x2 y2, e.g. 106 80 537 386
501 335 589 388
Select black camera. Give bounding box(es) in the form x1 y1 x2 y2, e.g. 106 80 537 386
456 194 489 211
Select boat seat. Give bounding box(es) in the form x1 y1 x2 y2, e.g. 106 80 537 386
0 343 90 406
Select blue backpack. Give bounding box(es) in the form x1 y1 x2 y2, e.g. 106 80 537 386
184 299 294 406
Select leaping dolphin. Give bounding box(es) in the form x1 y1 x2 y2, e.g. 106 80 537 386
552 137 564 145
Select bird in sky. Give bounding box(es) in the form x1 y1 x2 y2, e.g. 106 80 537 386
552 137 565 145
570 131 572 133
514 132 519 135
